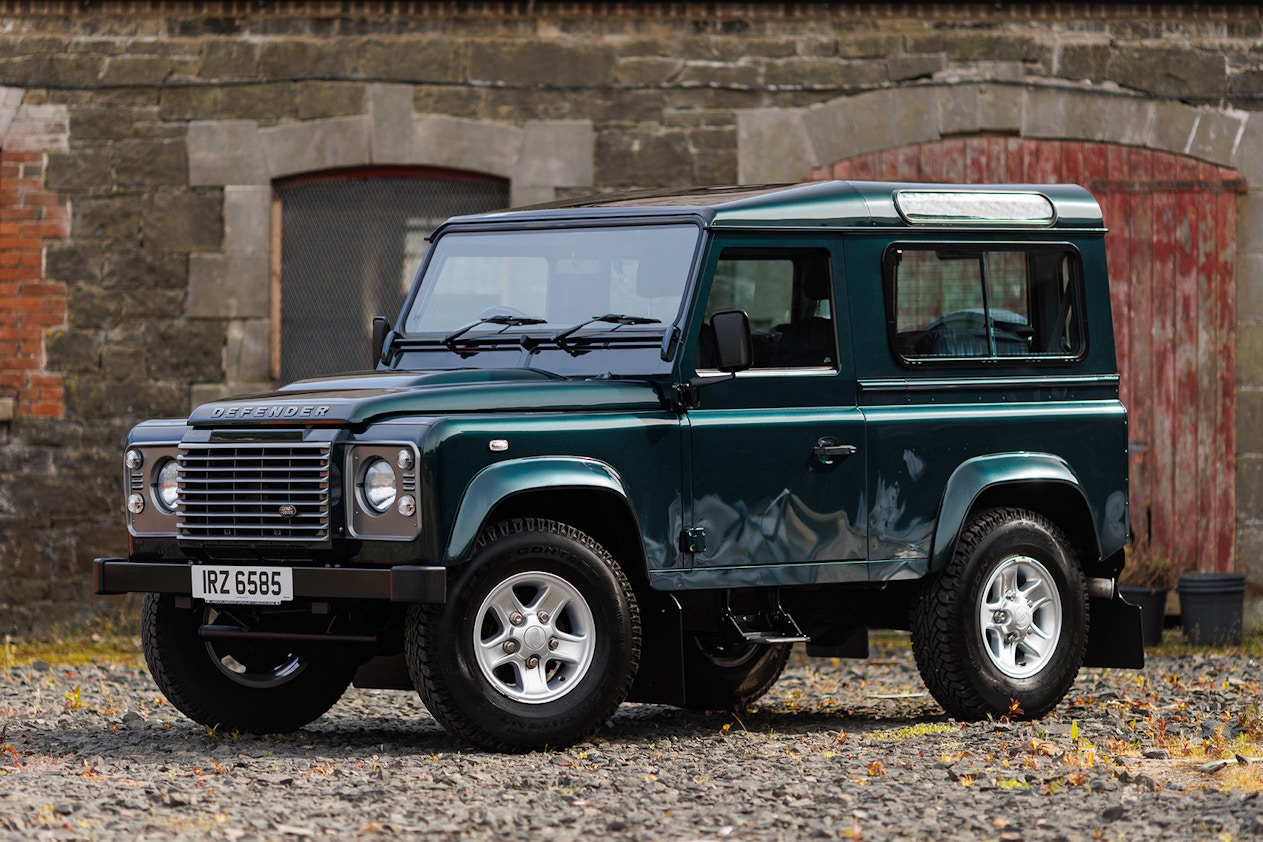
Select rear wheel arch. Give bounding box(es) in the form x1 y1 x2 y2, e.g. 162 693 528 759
932 455 1102 576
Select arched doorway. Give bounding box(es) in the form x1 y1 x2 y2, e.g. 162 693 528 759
812 139 1242 573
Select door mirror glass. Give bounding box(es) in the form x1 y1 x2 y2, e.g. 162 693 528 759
710 309 752 373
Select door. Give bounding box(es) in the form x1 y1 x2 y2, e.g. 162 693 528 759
683 238 867 583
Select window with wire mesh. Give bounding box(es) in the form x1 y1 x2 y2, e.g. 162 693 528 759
887 246 1084 361
277 171 509 383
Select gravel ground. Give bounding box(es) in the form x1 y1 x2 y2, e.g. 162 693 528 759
2 636 1261 842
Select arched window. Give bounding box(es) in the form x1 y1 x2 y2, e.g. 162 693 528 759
274 167 509 383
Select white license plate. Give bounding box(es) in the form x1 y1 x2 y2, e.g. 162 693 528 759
191 566 293 605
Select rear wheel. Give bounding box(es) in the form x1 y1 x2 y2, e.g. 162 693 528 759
911 507 1088 720
406 519 640 752
140 594 356 733
682 637 790 711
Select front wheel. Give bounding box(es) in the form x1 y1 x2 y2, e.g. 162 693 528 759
910 508 1088 720
406 519 641 751
140 594 357 733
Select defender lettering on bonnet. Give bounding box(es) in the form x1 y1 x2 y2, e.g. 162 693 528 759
209 405 330 418
97 180 1143 752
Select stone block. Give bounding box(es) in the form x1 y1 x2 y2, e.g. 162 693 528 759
45 329 99 373
143 189 223 253
360 38 465 83
187 253 270 319
64 376 189 420
841 88 939 158
678 62 762 90
223 186 271 255
216 83 297 123
1094 96 1156 149
199 40 258 78
114 139 189 187
158 86 216 122
977 84 1024 135
737 108 816 184
1056 43 1111 83
1187 108 1248 167
1060 92 1129 144
1236 389 1263 455
225 319 272 384
1231 115 1263 186
44 149 113 193
948 33 1041 64
937 85 982 137
260 116 371 179
0 397 13 423
187 120 268 186
1239 255 1263 324
1237 455 1263 519
513 121 594 191
72 195 143 240
144 320 227 381
1149 100 1200 158
469 42 615 88
258 39 359 79
1108 46 1228 99
615 57 684 86
1021 86 1068 141
801 97 857 170
888 55 944 83
0 85 23 139
68 104 152 142
102 345 147 381
45 241 106 284
595 129 692 188
105 249 187 294
368 83 413 165
412 115 522 178
295 82 365 121
99 55 196 86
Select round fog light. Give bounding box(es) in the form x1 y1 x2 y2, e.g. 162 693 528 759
125 449 144 470
397 449 414 470
397 495 416 517
127 493 145 514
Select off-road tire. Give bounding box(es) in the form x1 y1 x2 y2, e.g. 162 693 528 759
140 593 356 733
910 507 1088 720
405 518 641 752
681 637 791 711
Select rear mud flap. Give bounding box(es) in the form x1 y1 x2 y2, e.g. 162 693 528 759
1083 592 1145 669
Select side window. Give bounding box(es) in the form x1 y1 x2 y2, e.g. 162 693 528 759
697 248 835 369
888 246 1084 362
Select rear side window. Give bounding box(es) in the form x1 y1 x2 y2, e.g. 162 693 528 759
887 245 1084 362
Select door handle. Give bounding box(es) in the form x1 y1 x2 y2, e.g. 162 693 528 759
813 437 858 461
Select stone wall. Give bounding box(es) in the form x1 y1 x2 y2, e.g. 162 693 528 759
1 2 1262 633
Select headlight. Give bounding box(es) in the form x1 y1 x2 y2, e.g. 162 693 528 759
362 458 397 513
155 459 180 512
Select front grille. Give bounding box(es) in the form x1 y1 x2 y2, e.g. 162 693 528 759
178 442 332 542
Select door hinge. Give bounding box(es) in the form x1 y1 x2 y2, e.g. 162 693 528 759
680 527 707 554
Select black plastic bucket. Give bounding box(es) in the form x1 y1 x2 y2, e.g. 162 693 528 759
1118 587 1168 647
1177 573 1246 646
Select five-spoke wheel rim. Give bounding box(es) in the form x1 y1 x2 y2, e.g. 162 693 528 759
978 555 1063 679
473 571 596 704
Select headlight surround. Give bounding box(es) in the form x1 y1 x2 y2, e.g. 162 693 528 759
154 458 180 513
362 458 398 513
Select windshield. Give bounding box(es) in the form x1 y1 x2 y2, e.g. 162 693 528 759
403 224 700 337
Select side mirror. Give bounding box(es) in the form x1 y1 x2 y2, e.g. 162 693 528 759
371 316 390 367
710 309 752 373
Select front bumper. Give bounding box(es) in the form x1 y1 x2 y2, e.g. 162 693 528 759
93 558 446 603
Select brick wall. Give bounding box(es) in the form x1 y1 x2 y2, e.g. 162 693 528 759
1 105 69 420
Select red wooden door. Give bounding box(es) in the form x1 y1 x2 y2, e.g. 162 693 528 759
812 140 1240 573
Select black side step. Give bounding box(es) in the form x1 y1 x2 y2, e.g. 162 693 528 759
720 590 810 645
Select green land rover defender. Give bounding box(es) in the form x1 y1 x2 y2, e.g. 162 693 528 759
97 181 1143 751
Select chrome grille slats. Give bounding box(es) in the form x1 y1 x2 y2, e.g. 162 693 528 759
177 442 332 541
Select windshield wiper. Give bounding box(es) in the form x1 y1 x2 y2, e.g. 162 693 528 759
553 314 662 346
443 313 547 347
